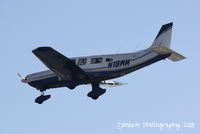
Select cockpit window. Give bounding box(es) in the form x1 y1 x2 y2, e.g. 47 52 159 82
78 58 87 65
91 58 103 64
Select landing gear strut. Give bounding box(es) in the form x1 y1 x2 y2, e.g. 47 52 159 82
87 82 106 100
35 91 51 104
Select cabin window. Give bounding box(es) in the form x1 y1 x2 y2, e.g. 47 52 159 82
78 58 87 65
106 58 113 62
91 58 103 64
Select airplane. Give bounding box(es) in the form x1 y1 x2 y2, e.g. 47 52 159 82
18 22 185 104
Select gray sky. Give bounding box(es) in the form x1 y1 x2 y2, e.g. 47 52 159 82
0 0 199 133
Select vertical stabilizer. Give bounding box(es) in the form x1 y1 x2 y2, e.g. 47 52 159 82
149 22 186 62
150 22 173 49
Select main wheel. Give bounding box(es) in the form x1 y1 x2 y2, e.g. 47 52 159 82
68 86 76 90
91 95 99 100
87 91 98 100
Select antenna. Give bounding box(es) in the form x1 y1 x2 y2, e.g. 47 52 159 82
133 43 141 52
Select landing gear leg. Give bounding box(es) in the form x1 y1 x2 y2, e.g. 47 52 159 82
87 82 106 100
35 91 51 104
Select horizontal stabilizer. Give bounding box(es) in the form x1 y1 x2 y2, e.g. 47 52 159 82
150 46 186 61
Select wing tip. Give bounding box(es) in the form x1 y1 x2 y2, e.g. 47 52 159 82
32 46 52 53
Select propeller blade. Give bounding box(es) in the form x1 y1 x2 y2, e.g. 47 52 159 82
17 73 27 83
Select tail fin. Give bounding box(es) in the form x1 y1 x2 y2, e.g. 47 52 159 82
150 22 173 49
149 22 186 62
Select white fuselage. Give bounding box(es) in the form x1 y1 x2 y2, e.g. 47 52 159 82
25 48 159 85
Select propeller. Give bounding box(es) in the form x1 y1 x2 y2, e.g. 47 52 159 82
17 73 27 83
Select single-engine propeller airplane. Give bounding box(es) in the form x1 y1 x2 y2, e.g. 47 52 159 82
18 22 185 104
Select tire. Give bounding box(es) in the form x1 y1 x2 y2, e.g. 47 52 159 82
91 95 99 100
36 101 43 104
68 86 75 90
35 95 51 104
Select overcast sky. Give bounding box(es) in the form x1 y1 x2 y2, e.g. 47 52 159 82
0 0 199 134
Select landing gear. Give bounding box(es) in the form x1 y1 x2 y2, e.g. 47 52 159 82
68 86 76 90
35 91 51 104
87 82 106 100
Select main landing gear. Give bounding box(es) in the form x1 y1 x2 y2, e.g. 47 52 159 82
87 82 106 100
34 82 106 103
35 91 51 104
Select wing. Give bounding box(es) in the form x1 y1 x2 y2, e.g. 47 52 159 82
32 47 91 81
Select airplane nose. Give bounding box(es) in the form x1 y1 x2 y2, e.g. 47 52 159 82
21 77 27 83
17 73 28 83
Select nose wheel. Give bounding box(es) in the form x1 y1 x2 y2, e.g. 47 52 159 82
35 91 51 104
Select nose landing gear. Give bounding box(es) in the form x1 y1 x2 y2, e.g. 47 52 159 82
35 91 51 104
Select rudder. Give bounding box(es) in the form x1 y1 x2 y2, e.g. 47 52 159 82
150 22 173 49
